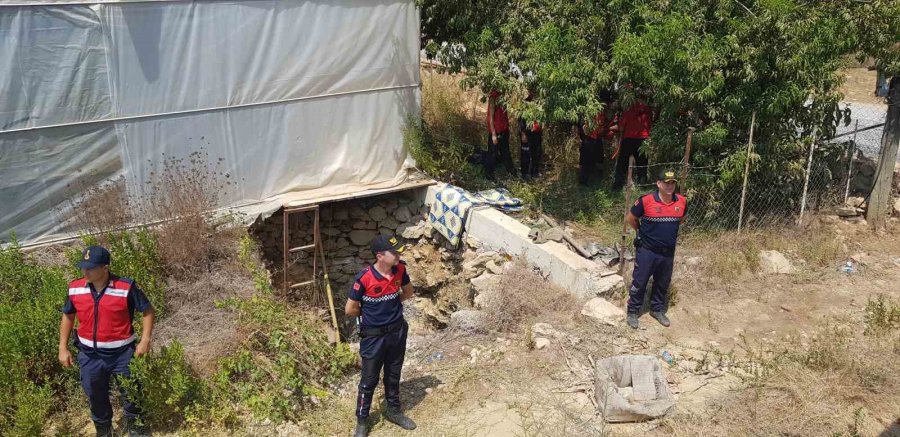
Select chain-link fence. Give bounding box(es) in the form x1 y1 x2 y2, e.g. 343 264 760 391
625 134 866 233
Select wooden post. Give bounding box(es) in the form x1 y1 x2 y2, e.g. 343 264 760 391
679 127 695 194
798 125 819 226
618 156 636 277
866 76 900 231
844 119 859 202
737 112 756 233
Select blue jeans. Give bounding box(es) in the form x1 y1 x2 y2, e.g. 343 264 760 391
78 345 141 425
628 246 674 314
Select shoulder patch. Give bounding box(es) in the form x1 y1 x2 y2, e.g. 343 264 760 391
353 282 361 291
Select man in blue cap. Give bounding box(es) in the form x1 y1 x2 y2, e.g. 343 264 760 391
58 245 155 437
345 235 416 437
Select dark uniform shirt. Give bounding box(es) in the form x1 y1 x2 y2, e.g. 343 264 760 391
348 261 411 329
631 191 688 250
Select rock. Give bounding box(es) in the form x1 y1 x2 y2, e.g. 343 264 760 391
463 251 499 271
534 337 551 350
894 197 900 216
349 230 378 246
379 216 400 230
400 221 431 239
850 252 874 266
333 208 349 221
321 227 341 236
835 206 859 217
393 206 412 222
820 215 839 224
581 298 625 326
449 310 489 333
353 220 377 230
368 206 388 222
531 322 561 339
471 272 502 308
846 196 866 207
465 236 483 249
349 207 368 220
759 250 795 274
485 260 504 275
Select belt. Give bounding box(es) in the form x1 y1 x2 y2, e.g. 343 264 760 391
359 319 406 338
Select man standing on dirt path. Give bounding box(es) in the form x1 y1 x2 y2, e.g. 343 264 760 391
624 169 687 329
58 245 155 437
345 235 417 437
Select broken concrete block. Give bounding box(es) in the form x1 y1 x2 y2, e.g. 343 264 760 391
581 298 625 326
759 250 794 274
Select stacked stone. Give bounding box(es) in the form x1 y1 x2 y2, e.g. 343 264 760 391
249 193 430 294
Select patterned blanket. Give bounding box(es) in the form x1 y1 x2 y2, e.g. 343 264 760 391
428 184 523 247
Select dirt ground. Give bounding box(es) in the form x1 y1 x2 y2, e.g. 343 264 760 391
303 218 900 437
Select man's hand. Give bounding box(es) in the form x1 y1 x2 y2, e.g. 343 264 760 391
135 340 151 357
491 133 498 145
58 347 73 368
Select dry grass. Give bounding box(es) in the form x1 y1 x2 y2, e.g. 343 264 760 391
481 260 580 333
137 150 236 278
59 176 132 236
661 324 900 436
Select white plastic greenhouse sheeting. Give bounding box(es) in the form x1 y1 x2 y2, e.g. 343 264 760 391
0 0 420 245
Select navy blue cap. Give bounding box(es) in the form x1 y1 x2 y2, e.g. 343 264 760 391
370 235 405 254
76 245 111 270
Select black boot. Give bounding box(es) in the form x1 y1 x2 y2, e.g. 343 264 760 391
353 420 368 437
384 407 416 430
94 422 113 437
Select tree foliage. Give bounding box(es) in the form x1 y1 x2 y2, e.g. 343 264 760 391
420 0 900 181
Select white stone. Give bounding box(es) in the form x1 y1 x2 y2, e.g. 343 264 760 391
581 298 625 326
893 197 900 216
449 310 489 333
471 272 502 309
759 250 795 274
485 260 504 275
534 337 551 350
531 322 560 339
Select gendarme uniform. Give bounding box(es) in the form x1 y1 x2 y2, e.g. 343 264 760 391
628 172 687 319
348 236 415 435
62 246 152 436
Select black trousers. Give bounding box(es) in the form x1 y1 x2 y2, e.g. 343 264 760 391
485 131 512 179
578 137 603 184
613 138 648 189
520 131 543 177
355 320 408 419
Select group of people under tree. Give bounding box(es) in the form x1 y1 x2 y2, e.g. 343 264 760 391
484 88 656 189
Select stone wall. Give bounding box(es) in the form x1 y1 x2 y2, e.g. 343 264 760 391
249 190 429 296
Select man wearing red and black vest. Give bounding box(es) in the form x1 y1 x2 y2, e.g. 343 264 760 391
58 246 155 437
613 98 653 190
345 235 416 437
624 169 687 329
485 90 514 180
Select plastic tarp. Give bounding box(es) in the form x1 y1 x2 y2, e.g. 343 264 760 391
0 0 420 245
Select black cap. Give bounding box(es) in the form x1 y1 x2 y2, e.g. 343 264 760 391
76 245 111 270
370 235 405 254
657 168 678 182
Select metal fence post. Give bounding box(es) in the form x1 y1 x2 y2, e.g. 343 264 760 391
843 120 859 203
679 127 695 194
738 112 756 234
798 126 819 226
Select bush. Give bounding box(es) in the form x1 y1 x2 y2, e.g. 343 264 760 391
863 295 900 336
0 237 75 435
121 340 204 429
